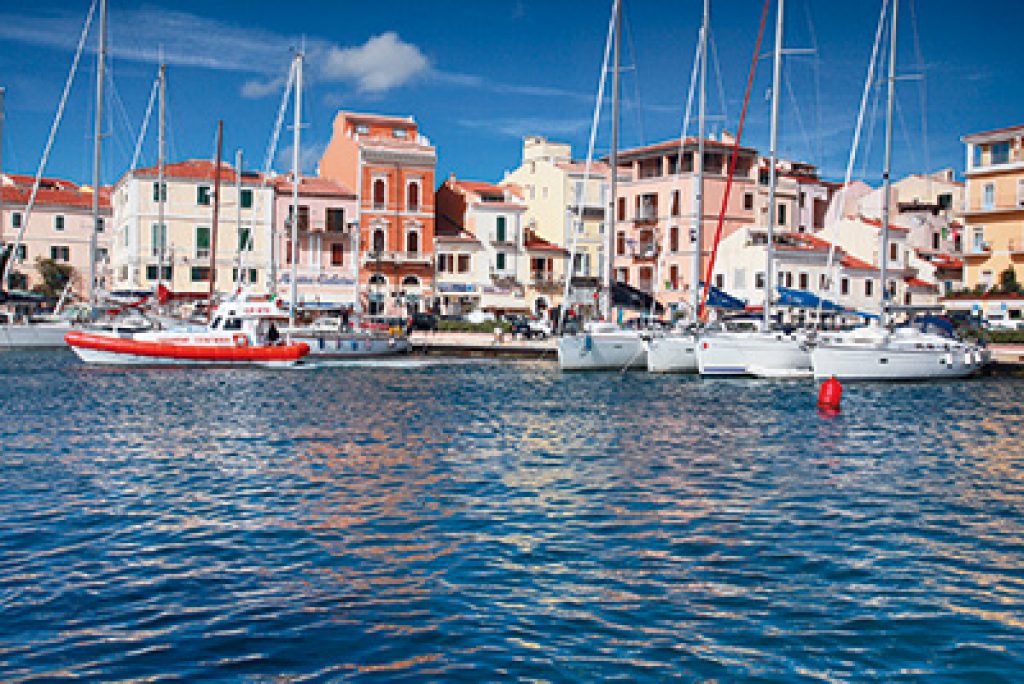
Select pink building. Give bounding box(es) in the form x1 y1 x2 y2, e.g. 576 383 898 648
612 135 758 312
272 174 358 307
1 173 111 297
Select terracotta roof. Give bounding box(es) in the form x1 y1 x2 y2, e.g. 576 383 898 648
851 214 911 233
341 111 417 126
447 178 525 207
132 159 252 184
524 231 567 254
961 123 1024 143
554 161 613 176
941 291 1024 301
2 173 80 191
435 212 480 245
272 174 355 198
0 184 111 210
840 254 878 272
905 277 938 290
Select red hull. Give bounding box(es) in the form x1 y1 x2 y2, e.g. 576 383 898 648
65 331 309 363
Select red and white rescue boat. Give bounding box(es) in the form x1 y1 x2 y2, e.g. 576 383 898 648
65 293 309 366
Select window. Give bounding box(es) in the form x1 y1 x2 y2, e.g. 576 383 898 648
973 227 986 252
669 226 679 253
617 197 626 221
372 179 386 209
616 231 626 256
983 183 995 209
326 208 345 232
715 273 725 289
372 228 386 253
890 243 898 261
355 124 370 135
496 253 507 271
542 187 548 199
151 223 167 256
458 255 471 273
7 244 27 261
1018 180 1024 208
932 232 940 250
437 254 451 272
285 240 294 265
11 212 22 229
54 215 65 232
744 193 754 211
407 182 420 211
393 128 407 138
50 245 70 262
197 185 211 206
799 272 809 290
785 272 794 288
777 204 787 226
841 277 850 295
938 193 952 210
755 272 766 289
146 265 173 280
152 182 167 201
240 189 253 209
991 142 1010 165
406 230 419 254
496 217 507 242
671 190 681 217
195 226 211 258
96 218 105 233
669 265 679 290
865 280 874 297
331 243 345 266
980 270 994 288
239 227 251 252
191 266 211 282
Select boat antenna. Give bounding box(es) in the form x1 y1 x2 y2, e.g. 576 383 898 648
207 119 223 322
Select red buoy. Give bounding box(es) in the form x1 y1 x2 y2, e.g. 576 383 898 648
817 376 843 412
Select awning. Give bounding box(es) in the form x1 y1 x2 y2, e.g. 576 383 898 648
612 281 665 315
702 284 746 310
776 286 844 311
0 289 50 304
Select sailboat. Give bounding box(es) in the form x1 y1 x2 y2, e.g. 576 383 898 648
695 0 813 379
557 0 648 371
810 0 986 381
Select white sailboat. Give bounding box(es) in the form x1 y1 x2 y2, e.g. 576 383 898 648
557 0 647 371
811 0 986 381
695 0 812 379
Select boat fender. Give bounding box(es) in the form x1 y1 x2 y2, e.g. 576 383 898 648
583 334 593 353
817 376 842 412
233 333 248 348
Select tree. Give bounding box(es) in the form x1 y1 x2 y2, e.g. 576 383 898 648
997 266 1022 294
32 258 76 298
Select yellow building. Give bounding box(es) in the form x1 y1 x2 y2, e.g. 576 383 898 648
961 125 1024 289
500 136 616 291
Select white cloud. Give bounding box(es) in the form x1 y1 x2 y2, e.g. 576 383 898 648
276 141 327 175
459 117 591 139
321 32 430 94
241 76 286 100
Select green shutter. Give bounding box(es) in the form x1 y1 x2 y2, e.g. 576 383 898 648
497 253 506 270
239 227 251 251
197 226 210 250
241 189 253 209
496 217 506 242
197 186 211 205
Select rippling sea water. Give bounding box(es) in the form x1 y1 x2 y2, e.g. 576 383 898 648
1 350 1023 681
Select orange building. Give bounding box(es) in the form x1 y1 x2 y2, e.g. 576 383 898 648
318 112 436 315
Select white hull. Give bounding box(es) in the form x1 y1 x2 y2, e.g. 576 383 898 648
558 330 647 371
0 324 73 349
812 343 985 381
69 344 299 367
293 333 410 358
646 334 698 373
697 332 811 378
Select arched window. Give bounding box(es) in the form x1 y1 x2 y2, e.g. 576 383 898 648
373 179 386 209
373 228 386 254
406 230 419 254
407 183 420 212
369 274 387 286
402 275 420 287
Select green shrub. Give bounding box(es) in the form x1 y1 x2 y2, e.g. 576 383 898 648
436 320 513 333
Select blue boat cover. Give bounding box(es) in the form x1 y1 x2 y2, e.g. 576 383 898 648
702 284 746 310
776 286 845 311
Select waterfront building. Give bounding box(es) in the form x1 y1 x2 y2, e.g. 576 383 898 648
318 111 436 315
109 159 273 296
1 173 111 297
960 124 1024 290
610 133 759 315
436 176 568 316
500 136 613 293
271 174 358 308
434 217 486 317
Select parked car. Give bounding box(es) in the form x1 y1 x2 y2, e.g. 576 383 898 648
410 312 438 332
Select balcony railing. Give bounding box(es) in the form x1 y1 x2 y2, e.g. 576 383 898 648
530 276 565 293
361 251 432 265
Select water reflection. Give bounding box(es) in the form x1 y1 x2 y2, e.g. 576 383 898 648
0 352 1022 680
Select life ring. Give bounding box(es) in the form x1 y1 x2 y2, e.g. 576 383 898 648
233 333 249 347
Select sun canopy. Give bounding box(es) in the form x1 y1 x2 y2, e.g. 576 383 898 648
702 284 746 310
776 286 845 311
612 281 665 315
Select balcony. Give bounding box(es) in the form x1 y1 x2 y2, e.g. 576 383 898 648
631 241 657 262
963 242 992 260
530 274 565 293
634 205 658 224
489 273 522 291
361 251 432 266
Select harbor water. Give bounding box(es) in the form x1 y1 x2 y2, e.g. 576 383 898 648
2 350 1023 681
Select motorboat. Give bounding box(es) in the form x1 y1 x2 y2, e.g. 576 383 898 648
65 292 308 366
283 316 411 358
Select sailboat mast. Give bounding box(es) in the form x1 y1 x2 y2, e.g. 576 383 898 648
207 120 222 321
157 62 166 289
604 0 621 322
763 0 784 330
693 0 708 317
289 51 303 330
89 0 107 312
880 0 899 326
234 148 243 286
1 87 6 261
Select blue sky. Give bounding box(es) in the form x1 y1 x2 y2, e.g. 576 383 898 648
0 0 1020 189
